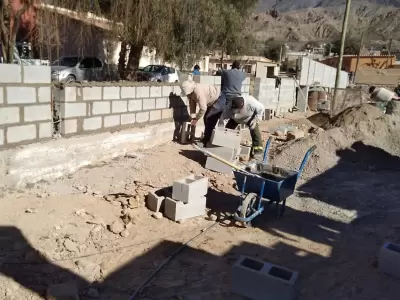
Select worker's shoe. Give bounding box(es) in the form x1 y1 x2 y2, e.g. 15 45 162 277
250 146 264 159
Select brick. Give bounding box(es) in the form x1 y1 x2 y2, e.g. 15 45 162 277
121 86 135 99
231 256 298 300
379 242 400 278
7 124 36 143
146 191 165 212
154 97 166 109
0 129 4 145
173 85 181 95
112 100 128 113
39 122 52 138
0 87 3 104
83 117 102 131
61 119 78 135
60 102 87 118
121 113 135 125
210 127 241 150
23 65 51 83
150 110 161 121
103 86 120 100
150 86 162 98
164 196 206 221
128 99 142 112
38 86 51 103
205 157 232 174
104 115 120 128
6 87 36 104
214 76 221 85
137 86 150 98
172 175 208 204
60 86 76 102
82 87 102 100
0 64 22 83
162 85 173 97
0 107 20 125
24 104 51 122
136 112 149 123
162 108 172 119
92 101 110 115
142 98 156 110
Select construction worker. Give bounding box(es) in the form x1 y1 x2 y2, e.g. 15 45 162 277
220 60 246 103
180 80 225 147
192 65 201 75
223 95 265 156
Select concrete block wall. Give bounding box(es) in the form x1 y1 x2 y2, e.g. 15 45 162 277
0 64 52 149
254 77 296 111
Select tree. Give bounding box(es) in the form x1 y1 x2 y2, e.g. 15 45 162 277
330 38 360 55
263 38 286 62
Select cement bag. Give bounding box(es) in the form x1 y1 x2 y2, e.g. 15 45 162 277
371 88 394 102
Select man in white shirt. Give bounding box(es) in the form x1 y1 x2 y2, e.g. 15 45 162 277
223 95 265 155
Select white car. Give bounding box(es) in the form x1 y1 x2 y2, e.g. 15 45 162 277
137 65 180 83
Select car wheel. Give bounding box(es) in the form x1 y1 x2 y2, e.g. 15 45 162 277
65 75 76 83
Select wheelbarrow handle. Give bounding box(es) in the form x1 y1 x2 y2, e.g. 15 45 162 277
297 145 317 180
263 136 273 163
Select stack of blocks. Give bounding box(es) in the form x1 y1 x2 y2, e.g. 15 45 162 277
205 127 242 174
146 175 208 222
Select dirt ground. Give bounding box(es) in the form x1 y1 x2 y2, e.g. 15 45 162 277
0 112 399 300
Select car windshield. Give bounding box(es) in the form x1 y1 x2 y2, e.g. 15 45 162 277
142 65 164 73
52 57 81 67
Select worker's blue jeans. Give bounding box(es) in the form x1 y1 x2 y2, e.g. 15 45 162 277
202 93 226 146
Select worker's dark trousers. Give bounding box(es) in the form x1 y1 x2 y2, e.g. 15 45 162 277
202 94 226 146
226 119 263 148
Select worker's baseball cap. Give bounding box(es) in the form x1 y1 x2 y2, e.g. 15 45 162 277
180 80 195 97
232 96 245 109
231 60 240 69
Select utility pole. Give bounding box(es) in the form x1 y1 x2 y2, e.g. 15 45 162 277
332 0 352 115
386 38 393 68
353 31 364 84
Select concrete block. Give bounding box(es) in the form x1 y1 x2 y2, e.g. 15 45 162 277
104 115 120 128
112 100 128 113
164 196 206 221
23 65 51 83
24 104 51 122
173 85 181 95
231 256 298 300
263 109 274 120
214 76 221 84
103 86 120 100
142 98 156 110
60 102 87 118
61 119 78 135
121 86 135 99
210 127 241 150
128 99 142 112
206 145 235 160
150 86 162 98
0 107 20 125
205 157 232 174
0 64 22 83
39 122 52 138
6 87 36 104
83 87 102 101
162 85 173 97
146 191 165 212
137 86 150 98
83 117 102 131
38 87 51 103
0 87 3 104
150 110 162 121
239 145 252 161
92 101 110 115
379 242 400 278
61 86 76 102
136 111 149 123
162 108 172 119
7 124 36 143
0 129 4 146
121 113 135 125
172 175 208 203
156 97 168 109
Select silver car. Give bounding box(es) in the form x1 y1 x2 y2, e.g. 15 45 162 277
51 56 106 82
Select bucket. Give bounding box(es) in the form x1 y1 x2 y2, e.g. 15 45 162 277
308 91 318 111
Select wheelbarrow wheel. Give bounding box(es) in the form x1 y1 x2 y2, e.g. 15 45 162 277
238 193 258 227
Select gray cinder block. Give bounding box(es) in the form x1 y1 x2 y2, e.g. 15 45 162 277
206 144 235 161
379 242 400 278
231 256 298 300
239 145 252 161
210 127 241 150
146 191 165 213
172 175 208 203
205 157 232 174
164 196 206 221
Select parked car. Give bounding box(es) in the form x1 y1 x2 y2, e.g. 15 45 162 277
51 56 108 82
136 65 179 83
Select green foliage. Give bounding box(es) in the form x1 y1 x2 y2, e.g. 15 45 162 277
330 38 360 55
263 39 286 61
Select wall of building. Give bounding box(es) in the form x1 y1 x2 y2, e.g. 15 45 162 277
321 56 397 72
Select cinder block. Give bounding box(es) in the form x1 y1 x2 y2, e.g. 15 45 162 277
146 191 165 212
128 99 142 112
61 86 76 102
60 102 87 118
39 122 52 138
6 87 36 104
0 107 20 125
150 86 162 98
172 175 208 203
231 256 298 300
210 127 241 150
121 86 135 99
23 65 51 83
150 110 161 121
24 104 51 122
136 111 149 123
0 87 3 104
104 115 120 128
263 109 274 120
136 86 150 98
156 97 168 109
164 196 206 221
103 86 120 100
112 100 128 113
205 157 232 174
0 129 4 146
143 98 156 110
83 117 102 131
38 86 51 103
162 108 172 119
206 145 235 160
61 119 78 135
83 87 102 100
162 86 173 97
379 242 400 278
239 145 252 161
214 76 221 85
92 101 110 115
7 124 36 143
121 113 135 125
0 64 22 83
173 85 181 95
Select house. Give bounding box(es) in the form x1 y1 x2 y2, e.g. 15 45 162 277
320 55 397 72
